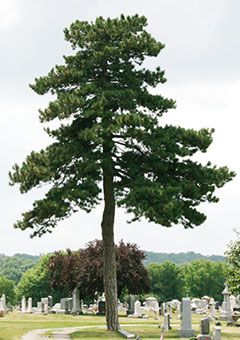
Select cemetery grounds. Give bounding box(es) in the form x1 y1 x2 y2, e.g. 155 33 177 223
0 311 240 339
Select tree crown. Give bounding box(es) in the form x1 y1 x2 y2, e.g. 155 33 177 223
9 14 235 237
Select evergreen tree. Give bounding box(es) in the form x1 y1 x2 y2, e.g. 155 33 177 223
9 15 234 330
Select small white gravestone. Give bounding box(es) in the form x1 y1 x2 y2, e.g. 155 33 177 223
213 326 221 340
1 294 6 310
21 296 26 313
230 295 236 310
72 287 81 314
209 298 215 318
37 302 42 310
221 283 232 321
145 297 159 312
27 297 32 313
179 298 195 338
133 300 142 317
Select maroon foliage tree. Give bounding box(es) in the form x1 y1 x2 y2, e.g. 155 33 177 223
48 240 150 300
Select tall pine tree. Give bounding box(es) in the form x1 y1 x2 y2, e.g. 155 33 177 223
9 15 235 330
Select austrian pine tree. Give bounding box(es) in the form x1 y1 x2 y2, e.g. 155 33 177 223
9 15 234 330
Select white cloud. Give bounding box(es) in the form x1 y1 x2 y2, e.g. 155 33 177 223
0 0 21 29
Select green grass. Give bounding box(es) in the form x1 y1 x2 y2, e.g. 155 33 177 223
0 312 106 340
71 330 123 338
0 310 240 340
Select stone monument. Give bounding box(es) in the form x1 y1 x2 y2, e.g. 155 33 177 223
179 297 195 338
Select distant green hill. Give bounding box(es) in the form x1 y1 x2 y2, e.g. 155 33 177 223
144 251 225 266
0 253 40 283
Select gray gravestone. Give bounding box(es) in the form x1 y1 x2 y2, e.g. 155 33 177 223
98 301 105 315
197 317 212 340
201 318 210 335
128 295 135 314
179 298 195 338
164 313 170 331
71 287 81 314
48 295 53 308
60 298 68 312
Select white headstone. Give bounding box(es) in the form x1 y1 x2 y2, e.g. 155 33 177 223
179 298 195 338
1 294 6 310
37 302 42 310
145 297 159 312
27 297 32 313
213 326 221 340
133 300 142 317
230 295 236 310
209 298 215 317
21 296 26 313
221 283 232 321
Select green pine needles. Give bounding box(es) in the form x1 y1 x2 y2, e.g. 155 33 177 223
9 14 234 237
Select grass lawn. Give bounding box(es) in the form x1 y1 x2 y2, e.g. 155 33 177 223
0 310 240 339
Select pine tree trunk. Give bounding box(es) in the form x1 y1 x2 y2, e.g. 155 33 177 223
101 156 119 331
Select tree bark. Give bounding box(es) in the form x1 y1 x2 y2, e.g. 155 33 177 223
101 149 119 331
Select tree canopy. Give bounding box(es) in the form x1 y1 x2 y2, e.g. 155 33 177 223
16 255 63 305
148 261 184 302
48 240 150 300
9 14 235 330
225 230 240 294
0 276 16 305
181 259 227 301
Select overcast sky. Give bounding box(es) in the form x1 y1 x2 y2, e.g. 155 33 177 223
1 0 239 256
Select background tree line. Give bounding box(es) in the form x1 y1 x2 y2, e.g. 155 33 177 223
0 241 230 306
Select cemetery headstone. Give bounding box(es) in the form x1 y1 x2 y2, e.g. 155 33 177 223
27 297 32 313
60 298 68 313
197 318 212 340
133 300 142 318
1 295 6 310
37 302 42 310
48 295 53 308
221 283 232 321
72 287 81 314
213 326 221 340
98 301 105 316
164 313 170 331
209 298 215 318
21 296 26 313
179 297 195 338
144 297 159 313
128 295 136 314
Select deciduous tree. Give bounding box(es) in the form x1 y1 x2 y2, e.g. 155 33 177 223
0 276 16 305
148 261 183 302
181 259 227 301
225 230 240 294
9 14 235 330
48 240 150 300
